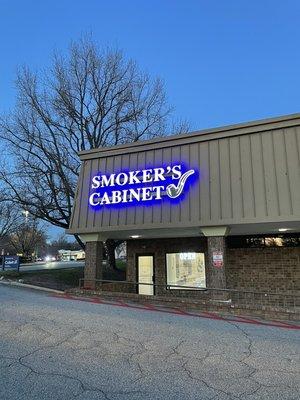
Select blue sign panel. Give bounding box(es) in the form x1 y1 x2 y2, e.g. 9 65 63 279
3 256 20 271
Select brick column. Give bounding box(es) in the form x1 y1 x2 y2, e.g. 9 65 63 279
201 227 229 293
84 241 104 290
126 241 137 293
155 247 166 296
206 236 227 289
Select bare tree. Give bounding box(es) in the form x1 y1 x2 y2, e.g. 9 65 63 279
47 233 81 256
0 37 188 268
7 220 47 258
0 195 22 240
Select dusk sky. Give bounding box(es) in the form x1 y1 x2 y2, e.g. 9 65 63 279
1 0 300 239
1 0 300 131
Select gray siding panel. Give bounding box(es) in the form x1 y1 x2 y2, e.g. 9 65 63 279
144 150 155 225
161 147 172 224
94 157 107 229
219 139 232 220
78 161 92 229
199 141 210 223
101 156 114 227
285 128 300 215
70 165 84 230
261 131 279 217
240 135 254 218
118 153 130 227
109 155 121 227
125 152 138 227
273 129 292 216
190 142 201 223
251 133 267 218
209 140 221 221
229 137 243 220
152 148 163 225
86 158 99 229
180 144 191 222
69 123 300 233
135 152 146 226
170 146 181 224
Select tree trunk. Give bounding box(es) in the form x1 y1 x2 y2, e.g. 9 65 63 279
74 234 85 250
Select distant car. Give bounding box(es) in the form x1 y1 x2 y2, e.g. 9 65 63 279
45 256 56 262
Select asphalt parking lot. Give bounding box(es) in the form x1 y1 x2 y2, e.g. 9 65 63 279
0 284 299 400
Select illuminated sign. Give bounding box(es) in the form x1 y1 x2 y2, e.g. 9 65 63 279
89 164 196 207
179 252 196 261
2 256 20 271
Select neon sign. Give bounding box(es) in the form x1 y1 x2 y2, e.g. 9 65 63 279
89 164 196 207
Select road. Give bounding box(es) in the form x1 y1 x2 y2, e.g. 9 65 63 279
19 260 85 272
0 285 299 400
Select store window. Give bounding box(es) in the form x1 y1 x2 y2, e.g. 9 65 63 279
227 235 300 248
166 252 206 289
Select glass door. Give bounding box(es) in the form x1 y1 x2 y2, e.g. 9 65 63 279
137 255 154 295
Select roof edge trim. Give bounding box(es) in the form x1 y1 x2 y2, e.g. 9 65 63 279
79 112 300 160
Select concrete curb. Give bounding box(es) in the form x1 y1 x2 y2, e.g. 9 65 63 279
0 280 64 294
67 289 300 321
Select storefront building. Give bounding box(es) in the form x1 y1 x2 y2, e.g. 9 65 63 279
67 113 300 299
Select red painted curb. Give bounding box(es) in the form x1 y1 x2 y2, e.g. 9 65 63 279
51 294 300 330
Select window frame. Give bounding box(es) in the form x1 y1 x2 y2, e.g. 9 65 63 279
227 234 300 248
135 252 155 295
165 251 206 291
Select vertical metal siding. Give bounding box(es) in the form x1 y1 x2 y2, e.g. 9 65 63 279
209 140 220 221
70 126 300 232
261 131 279 217
161 147 172 224
189 142 201 222
285 127 300 215
152 148 163 225
229 137 243 220
250 133 267 218
199 142 210 223
219 139 232 220
180 144 191 222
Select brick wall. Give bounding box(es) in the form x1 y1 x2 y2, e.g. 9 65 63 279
226 247 300 294
127 237 207 296
127 238 300 295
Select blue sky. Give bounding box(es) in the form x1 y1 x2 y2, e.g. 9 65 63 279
1 0 300 130
1 0 299 240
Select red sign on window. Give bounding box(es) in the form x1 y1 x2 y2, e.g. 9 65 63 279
212 251 223 268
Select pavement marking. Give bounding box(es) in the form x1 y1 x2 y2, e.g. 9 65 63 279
270 318 300 327
229 314 271 324
51 293 300 330
198 310 227 320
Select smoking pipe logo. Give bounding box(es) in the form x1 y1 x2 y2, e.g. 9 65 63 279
89 164 196 207
166 169 195 198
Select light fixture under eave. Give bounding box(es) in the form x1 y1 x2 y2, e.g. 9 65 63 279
130 235 141 239
278 228 290 232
